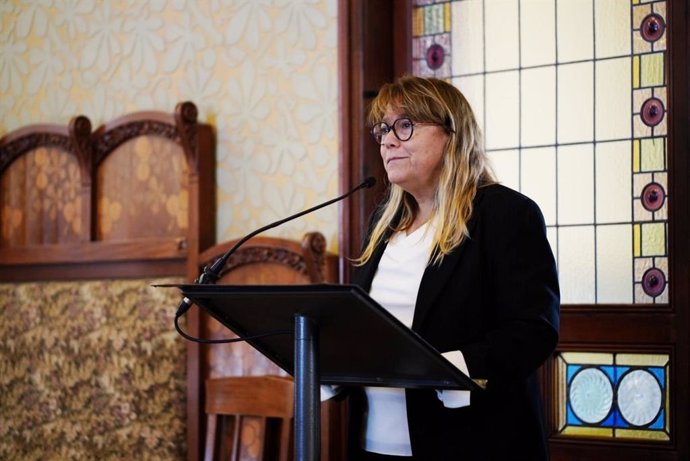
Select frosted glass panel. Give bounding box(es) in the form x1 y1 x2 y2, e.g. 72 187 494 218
521 66 556 147
559 226 595 304
451 0 484 76
557 0 594 63
595 58 631 141
521 147 557 226
521 0 556 67
595 0 631 59
597 224 633 303
426 0 669 304
488 149 520 191
485 71 519 150
558 144 594 225
596 141 632 223
558 62 594 144
453 75 485 134
547 227 558 266
484 0 519 72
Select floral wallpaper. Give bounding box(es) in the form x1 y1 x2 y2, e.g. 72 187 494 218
0 278 187 460
0 0 339 250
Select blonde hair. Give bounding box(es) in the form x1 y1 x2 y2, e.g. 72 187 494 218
356 75 495 266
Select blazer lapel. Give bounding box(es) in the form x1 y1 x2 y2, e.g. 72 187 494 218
351 236 388 291
412 188 486 331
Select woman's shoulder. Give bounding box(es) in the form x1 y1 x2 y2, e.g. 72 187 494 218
474 183 546 225
476 183 538 209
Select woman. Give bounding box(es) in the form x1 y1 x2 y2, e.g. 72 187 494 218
348 76 560 460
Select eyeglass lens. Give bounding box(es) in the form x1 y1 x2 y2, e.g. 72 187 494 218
371 118 414 144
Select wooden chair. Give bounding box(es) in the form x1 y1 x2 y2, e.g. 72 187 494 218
186 232 346 461
204 376 294 461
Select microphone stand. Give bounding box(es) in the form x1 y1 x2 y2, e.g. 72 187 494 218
175 176 377 321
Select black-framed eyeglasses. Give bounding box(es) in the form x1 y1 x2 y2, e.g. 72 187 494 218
370 117 451 145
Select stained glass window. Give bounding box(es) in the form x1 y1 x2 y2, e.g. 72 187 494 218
412 0 668 305
556 352 670 441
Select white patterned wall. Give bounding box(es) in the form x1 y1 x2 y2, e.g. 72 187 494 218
0 0 339 250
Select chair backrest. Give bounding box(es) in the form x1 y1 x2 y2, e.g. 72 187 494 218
198 232 338 378
204 376 294 461
187 232 344 461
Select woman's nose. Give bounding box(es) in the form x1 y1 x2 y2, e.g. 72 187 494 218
381 129 398 146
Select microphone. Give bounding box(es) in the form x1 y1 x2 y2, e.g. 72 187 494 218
175 176 377 318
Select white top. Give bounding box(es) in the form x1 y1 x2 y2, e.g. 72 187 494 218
363 223 433 456
362 221 471 456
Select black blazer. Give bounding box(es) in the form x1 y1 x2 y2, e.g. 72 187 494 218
350 183 560 461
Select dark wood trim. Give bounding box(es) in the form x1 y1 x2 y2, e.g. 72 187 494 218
559 309 675 344
549 442 676 461
667 0 689 457
337 0 352 283
0 259 187 281
339 0 409 282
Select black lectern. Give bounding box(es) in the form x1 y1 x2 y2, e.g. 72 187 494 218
172 283 480 461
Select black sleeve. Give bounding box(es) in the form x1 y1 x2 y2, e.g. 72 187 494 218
461 194 560 389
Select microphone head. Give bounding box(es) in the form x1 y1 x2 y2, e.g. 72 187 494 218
362 177 377 189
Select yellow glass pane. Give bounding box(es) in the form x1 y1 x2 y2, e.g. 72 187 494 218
617 353 668 366
641 222 666 256
634 224 641 257
633 139 641 172
641 138 665 171
412 8 423 37
444 3 451 33
615 429 669 441
641 53 664 87
633 55 640 88
556 354 567 430
562 426 613 438
560 352 613 365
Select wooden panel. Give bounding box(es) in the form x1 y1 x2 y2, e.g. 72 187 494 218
95 135 189 240
0 101 215 282
1 146 84 245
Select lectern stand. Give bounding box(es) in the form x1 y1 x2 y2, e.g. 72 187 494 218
172 283 481 461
